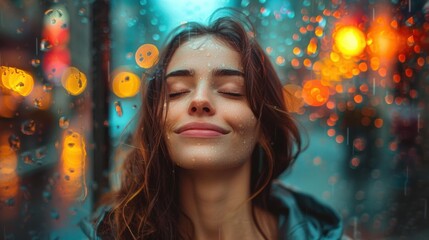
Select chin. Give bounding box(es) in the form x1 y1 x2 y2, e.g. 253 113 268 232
173 154 249 171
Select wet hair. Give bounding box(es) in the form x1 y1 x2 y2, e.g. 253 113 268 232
98 8 302 240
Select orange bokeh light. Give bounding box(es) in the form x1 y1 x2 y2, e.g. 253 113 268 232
302 80 330 107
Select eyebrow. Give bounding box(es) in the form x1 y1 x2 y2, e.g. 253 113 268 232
165 69 194 79
165 68 244 79
212 68 244 77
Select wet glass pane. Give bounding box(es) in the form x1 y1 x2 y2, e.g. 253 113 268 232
1 0 428 239
0 1 93 239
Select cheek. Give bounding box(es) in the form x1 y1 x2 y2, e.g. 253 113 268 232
232 108 259 140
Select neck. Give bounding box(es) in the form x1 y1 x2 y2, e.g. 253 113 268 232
178 161 277 240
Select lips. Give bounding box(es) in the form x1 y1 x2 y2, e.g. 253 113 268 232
175 122 230 137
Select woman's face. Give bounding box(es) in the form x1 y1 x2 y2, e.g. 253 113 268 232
164 36 259 170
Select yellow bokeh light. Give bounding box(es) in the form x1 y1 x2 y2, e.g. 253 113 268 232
62 131 86 169
135 44 159 69
334 26 366 57
61 67 87 96
60 130 87 201
0 67 34 96
112 71 141 98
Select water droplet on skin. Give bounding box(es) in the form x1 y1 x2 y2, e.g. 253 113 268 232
59 116 69 129
8 134 21 151
21 120 36 135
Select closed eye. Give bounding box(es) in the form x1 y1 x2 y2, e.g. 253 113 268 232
218 91 244 97
168 91 189 98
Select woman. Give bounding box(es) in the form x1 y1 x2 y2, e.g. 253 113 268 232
94 9 343 240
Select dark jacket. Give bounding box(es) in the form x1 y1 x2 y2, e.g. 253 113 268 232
271 180 343 239
81 180 343 239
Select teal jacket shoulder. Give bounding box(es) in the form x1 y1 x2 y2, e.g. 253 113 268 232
81 180 344 239
271 180 344 240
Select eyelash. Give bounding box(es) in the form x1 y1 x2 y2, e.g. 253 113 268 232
168 91 188 98
218 91 243 97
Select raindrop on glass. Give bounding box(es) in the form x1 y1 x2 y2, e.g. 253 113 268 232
22 153 35 165
44 9 54 16
50 210 60 220
114 101 123 117
78 8 86 16
8 134 21 151
36 147 47 159
34 98 42 108
43 82 53 92
59 116 70 129
5 198 15 206
43 191 52 202
21 120 36 135
31 59 41 67
40 39 53 52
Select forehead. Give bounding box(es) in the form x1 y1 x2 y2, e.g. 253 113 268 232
166 36 243 72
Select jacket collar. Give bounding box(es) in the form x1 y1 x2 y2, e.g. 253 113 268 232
271 180 343 240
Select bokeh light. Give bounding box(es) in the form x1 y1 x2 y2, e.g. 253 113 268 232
61 67 87 96
59 130 87 201
112 70 141 98
333 25 366 57
0 66 34 96
302 79 330 106
135 44 159 69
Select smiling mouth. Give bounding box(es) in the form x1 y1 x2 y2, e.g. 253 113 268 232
179 129 225 138
175 122 230 138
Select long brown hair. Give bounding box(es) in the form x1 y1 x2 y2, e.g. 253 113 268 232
98 8 302 240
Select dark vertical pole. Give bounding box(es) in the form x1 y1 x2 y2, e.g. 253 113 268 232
91 0 110 206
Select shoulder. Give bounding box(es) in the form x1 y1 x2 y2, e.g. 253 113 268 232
95 206 115 240
270 180 344 240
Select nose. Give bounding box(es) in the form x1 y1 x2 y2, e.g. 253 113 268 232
188 84 215 116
